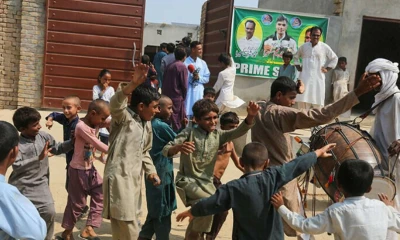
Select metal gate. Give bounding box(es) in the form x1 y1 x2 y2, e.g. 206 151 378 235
42 0 145 109
202 0 234 85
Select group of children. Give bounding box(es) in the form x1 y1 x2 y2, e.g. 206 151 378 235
1 62 399 240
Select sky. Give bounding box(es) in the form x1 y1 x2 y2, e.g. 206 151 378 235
145 0 259 25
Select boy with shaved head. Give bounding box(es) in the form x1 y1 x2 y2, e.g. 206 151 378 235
139 95 177 240
59 99 110 239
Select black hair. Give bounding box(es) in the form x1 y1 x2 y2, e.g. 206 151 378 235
182 36 192 47
160 42 168 49
220 112 239 126
174 47 187 61
130 84 161 109
310 26 323 35
0 121 19 163
97 69 111 83
190 41 202 49
282 51 293 60
336 159 374 196
241 142 268 169
276 15 288 24
141 54 151 65
12 107 41 131
245 19 256 28
64 95 81 107
88 99 109 113
338 57 347 63
203 87 216 97
167 43 176 53
270 76 297 98
159 95 172 106
192 99 219 119
305 27 312 34
218 53 232 66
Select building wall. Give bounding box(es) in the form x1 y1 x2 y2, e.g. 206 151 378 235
143 22 199 49
0 0 45 109
0 0 21 109
338 0 400 90
258 0 336 16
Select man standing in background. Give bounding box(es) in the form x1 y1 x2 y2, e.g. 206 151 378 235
153 42 168 89
184 41 210 119
294 27 338 109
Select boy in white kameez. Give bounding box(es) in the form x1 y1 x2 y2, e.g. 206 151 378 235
332 57 350 118
272 159 400 240
332 57 350 102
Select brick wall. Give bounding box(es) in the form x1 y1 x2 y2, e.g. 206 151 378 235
199 1 207 44
0 0 21 109
0 0 45 109
17 0 46 108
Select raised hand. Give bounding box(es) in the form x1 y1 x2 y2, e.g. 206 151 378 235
247 101 261 117
354 72 382 97
39 141 52 161
378 193 394 207
315 143 336 158
271 191 284 209
132 63 150 86
45 120 53 130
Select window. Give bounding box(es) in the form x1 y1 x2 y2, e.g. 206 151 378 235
188 33 193 37
157 30 162 35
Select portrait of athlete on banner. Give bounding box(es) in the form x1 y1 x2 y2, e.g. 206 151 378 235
260 14 297 59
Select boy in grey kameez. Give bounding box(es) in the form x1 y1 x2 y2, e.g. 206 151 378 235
9 107 73 240
163 99 260 239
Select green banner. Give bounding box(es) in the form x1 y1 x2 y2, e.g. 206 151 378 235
231 8 329 78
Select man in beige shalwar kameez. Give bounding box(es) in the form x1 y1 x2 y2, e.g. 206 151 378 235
103 64 161 239
251 75 381 239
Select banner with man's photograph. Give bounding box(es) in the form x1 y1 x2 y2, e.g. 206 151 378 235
231 8 329 78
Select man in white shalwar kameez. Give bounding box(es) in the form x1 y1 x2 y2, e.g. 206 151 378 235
366 58 400 240
294 27 338 109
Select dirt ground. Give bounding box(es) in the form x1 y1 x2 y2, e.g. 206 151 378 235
0 109 385 240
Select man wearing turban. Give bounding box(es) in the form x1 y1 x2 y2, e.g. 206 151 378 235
366 58 400 240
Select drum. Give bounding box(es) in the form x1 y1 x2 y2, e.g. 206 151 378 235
365 176 396 200
310 122 387 202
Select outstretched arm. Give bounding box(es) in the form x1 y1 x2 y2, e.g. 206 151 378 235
273 144 335 190
177 184 231 221
277 73 381 133
110 64 149 123
271 192 333 235
219 102 259 144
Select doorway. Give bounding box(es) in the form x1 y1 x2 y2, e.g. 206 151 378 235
354 17 400 111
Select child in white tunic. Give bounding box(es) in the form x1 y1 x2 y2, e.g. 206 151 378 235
332 57 350 102
272 159 400 240
213 53 244 113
